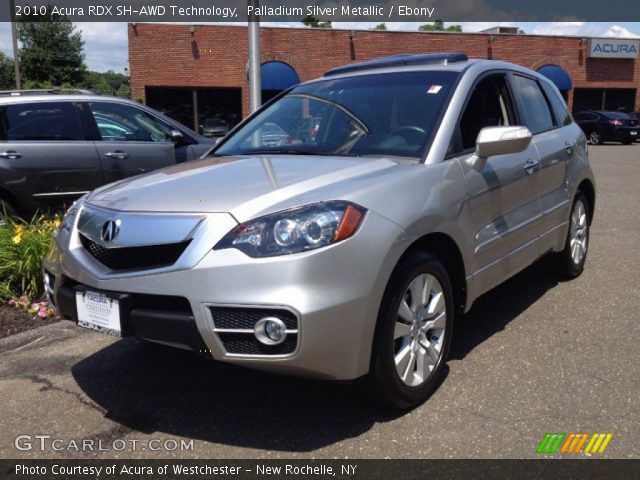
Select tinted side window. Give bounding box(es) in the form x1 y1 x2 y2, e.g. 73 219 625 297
541 81 572 126
89 102 173 142
0 102 83 141
453 75 515 153
511 75 554 134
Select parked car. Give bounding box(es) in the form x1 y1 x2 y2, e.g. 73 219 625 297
629 111 640 140
201 118 229 138
44 53 595 409
0 89 216 217
573 110 638 145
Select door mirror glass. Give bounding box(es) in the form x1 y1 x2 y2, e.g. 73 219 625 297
475 126 532 159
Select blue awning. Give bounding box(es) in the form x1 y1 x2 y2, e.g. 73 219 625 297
538 65 573 91
261 61 300 91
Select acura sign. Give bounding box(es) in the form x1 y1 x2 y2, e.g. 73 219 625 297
588 38 639 59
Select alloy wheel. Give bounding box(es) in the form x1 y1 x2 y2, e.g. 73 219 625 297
570 199 588 265
393 273 446 387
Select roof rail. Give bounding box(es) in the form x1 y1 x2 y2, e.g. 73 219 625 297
0 88 97 96
324 52 469 77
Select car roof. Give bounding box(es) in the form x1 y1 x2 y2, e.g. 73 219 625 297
0 92 135 105
300 54 549 88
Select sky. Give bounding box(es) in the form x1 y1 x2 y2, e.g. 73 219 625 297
1 21 639 73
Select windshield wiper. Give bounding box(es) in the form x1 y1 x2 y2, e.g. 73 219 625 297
238 148 339 156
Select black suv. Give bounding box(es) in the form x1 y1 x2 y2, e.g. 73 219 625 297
0 90 216 217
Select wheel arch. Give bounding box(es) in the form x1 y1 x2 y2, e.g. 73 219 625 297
577 179 595 225
400 232 468 315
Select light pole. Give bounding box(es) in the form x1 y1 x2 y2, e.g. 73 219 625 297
9 0 21 89
248 0 261 113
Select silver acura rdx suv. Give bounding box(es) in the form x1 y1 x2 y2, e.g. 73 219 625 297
44 53 595 408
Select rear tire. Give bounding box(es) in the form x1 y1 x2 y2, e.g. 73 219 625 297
588 131 602 145
556 192 590 278
369 251 454 409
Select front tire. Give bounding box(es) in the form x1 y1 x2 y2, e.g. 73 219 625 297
556 192 590 278
369 251 454 409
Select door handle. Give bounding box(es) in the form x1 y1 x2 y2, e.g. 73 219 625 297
105 151 129 159
564 141 576 155
0 150 22 159
524 158 539 175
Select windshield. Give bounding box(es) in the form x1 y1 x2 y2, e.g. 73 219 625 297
215 70 459 158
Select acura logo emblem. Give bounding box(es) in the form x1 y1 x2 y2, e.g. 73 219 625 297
101 220 120 243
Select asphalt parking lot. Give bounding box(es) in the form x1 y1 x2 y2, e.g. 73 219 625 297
0 145 638 460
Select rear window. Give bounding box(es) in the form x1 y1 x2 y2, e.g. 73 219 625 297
0 102 84 141
603 112 631 120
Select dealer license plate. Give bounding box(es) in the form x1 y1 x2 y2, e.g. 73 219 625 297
76 290 122 337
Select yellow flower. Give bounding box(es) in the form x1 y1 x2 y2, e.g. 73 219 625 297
53 219 61 228
12 234 21 244
15 224 24 234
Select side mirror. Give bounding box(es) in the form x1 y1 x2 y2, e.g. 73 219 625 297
471 126 532 170
170 130 184 144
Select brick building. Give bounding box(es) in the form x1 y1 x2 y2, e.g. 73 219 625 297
128 23 640 131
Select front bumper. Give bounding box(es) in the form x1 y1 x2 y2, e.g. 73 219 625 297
44 210 404 380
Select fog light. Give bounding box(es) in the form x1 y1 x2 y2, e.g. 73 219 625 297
254 317 287 346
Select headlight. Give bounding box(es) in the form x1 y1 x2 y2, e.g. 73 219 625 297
56 195 87 235
215 201 366 257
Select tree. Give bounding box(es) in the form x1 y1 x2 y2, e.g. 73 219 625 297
419 20 462 32
301 15 332 28
101 70 130 94
115 83 131 99
0 52 14 90
17 8 86 86
372 23 387 31
80 71 112 95
80 70 129 96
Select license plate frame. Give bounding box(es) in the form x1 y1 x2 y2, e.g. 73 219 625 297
76 289 122 337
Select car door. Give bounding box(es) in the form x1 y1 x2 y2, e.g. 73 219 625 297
86 101 177 184
0 100 103 213
532 79 582 252
453 73 542 294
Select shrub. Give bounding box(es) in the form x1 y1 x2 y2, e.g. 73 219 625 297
0 214 60 302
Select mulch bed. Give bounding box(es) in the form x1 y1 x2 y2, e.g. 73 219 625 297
0 304 60 339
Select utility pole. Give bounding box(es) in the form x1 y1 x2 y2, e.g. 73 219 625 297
9 0 21 89
248 0 261 113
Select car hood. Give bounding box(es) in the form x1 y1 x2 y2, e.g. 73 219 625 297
86 155 402 222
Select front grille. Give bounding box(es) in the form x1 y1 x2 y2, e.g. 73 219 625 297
79 234 191 271
210 307 298 330
218 332 298 355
